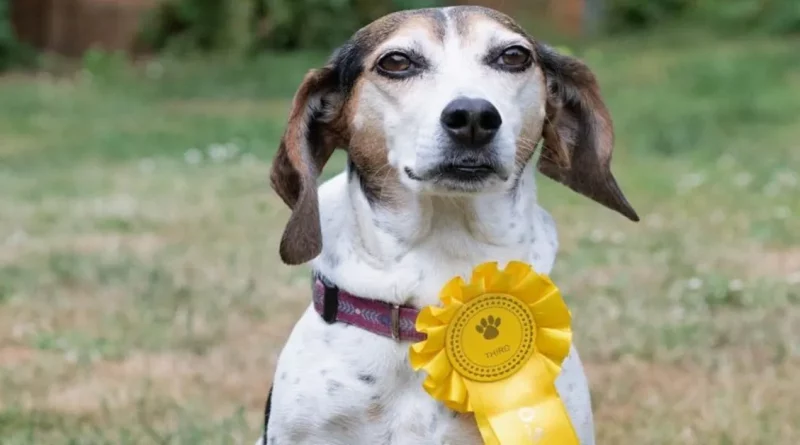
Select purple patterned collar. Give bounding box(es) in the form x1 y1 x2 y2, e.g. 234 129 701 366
312 275 427 342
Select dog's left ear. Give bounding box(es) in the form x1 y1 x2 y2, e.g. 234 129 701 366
270 66 345 265
535 44 639 222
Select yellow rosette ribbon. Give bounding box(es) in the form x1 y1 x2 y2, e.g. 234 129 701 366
409 261 579 445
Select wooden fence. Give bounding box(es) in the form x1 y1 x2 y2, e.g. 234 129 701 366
11 0 157 57
10 0 589 57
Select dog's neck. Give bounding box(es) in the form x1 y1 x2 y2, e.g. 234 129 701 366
312 163 559 308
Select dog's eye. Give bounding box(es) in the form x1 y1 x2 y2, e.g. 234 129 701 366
377 52 413 75
496 46 532 70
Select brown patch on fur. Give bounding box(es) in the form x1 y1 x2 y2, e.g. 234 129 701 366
515 67 549 171
339 10 450 205
345 78 399 204
385 13 446 46
450 5 529 39
366 402 384 421
535 43 639 222
359 8 447 47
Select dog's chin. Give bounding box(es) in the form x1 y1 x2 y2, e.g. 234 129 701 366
402 165 510 196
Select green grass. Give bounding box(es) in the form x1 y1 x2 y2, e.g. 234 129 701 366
1 34 799 444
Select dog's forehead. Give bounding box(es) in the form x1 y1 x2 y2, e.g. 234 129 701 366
359 8 446 43
448 6 529 41
357 6 528 51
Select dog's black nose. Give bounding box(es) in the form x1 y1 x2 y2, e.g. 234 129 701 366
440 97 502 147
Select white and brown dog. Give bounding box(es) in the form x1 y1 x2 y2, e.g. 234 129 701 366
260 6 638 445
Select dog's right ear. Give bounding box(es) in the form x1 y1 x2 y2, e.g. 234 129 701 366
535 44 639 222
270 66 344 265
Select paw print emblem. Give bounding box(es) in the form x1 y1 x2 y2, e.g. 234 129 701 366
475 315 501 340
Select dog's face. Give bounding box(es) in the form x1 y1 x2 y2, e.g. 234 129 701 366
271 7 639 265
348 10 544 196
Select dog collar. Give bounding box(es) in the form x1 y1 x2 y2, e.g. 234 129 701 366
312 274 426 342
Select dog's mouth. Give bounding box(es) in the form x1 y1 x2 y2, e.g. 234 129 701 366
405 158 508 185
405 163 495 182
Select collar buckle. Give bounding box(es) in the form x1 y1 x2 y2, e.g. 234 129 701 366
390 304 401 341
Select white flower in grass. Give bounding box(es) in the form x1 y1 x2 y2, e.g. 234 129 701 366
687 277 703 291
788 271 800 286
208 142 241 162
11 323 32 339
589 229 605 243
677 172 706 192
775 206 791 219
733 172 753 188
610 231 626 244
226 142 241 158
65 350 79 364
184 148 202 165
646 213 664 229
105 194 137 218
728 279 744 292
775 170 797 188
763 182 781 197
5 229 28 246
208 143 228 162
669 306 686 320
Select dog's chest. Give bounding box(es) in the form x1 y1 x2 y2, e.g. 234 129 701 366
267 306 594 445
267 308 483 445
356 370 483 445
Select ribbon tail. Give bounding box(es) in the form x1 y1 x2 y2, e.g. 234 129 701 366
479 394 580 445
475 413 501 445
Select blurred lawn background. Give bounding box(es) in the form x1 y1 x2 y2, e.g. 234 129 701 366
1 0 799 444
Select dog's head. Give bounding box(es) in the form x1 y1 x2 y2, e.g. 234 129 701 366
271 6 639 265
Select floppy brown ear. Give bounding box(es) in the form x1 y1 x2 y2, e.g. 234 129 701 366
535 44 639 222
270 67 344 265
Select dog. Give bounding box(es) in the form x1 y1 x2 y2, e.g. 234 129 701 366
260 6 638 445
